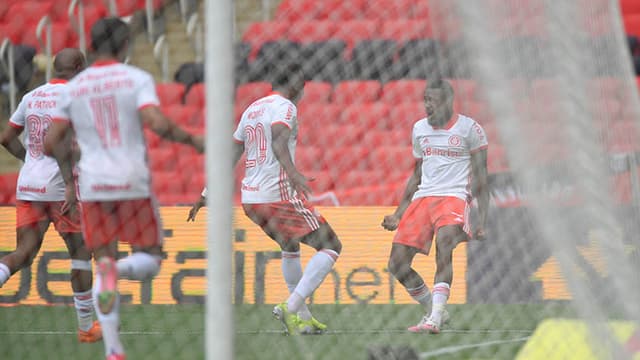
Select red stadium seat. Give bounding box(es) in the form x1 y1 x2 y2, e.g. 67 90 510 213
178 153 205 178
287 20 337 43
316 0 366 21
338 103 391 130
379 20 432 43
300 81 333 104
235 82 272 110
242 21 288 59
621 0 640 15
304 170 335 193
388 102 425 128
152 171 187 198
185 172 206 194
447 79 478 103
363 0 415 20
334 182 403 206
487 144 510 173
333 20 379 57
362 129 411 148
156 82 186 106
20 22 71 53
148 148 179 172
162 105 201 127
301 123 365 148
413 0 430 19
381 80 427 104
460 101 491 123
332 80 382 105
323 146 370 172
367 146 415 176
335 170 390 190
297 103 341 132
184 83 206 108
8 1 53 26
275 0 320 22
296 146 325 172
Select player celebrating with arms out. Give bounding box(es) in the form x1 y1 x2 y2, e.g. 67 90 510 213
382 79 489 334
45 18 204 360
0 48 102 343
187 62 342 336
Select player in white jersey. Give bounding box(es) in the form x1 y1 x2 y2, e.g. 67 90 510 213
0 48 102 343
187 62 342 336
382 80 489 334
44 18 204 360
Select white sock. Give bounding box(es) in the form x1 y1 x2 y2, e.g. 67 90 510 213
281 251 312 321
431 282 450 324
0 263 10 287
93 266 124 356
116 252 161 281
74 290 94 331
287 249 338 314
406 283 431 313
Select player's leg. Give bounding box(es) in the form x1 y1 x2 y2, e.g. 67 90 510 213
81 201 124 359
387 243 433 314
0 202 49 286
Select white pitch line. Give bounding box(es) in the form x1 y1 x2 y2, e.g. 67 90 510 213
0 329 533 336
420 336 531 359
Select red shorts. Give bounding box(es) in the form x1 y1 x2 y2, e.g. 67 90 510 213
393 196 471 255
16 200 81 233
79 198 163 250
243 199 327 242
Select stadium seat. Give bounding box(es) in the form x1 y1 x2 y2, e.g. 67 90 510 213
361 130 410 148
379 20 433 43
20 22 71 53
183 83 206 108
7 1 53 26
185 172 206 194
447 79 478 103
296 146 325 172
332 80 382 104
178 152 205 176
621 0 640 15
287 20 337 43
388 102 425 128
460 101 491 123
148 148 179 172
304 170 335 193
297 103 341 131
235 82 272 110
301 123 365 148
367 146 415 176
413 0 430 19
333 20 379 58
487 144 509 173
242 21 288 60
338 103 391 130
363 0 415 20
316 0 367 21
249 40 301 82
162 105 201 127
322 146 370 172
156 82 186 106
300 81 333 104
335 182 403 206
299 40 347 82
274 0 320 22
624 15 640 37
152 171 187 198
348 39 396 81
392 39 441 79
381 80 427 104
335 170 389 190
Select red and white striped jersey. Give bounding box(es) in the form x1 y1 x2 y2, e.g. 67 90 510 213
412 114 488 201
10 80 69 201
51 60 159 201
233 92 299 203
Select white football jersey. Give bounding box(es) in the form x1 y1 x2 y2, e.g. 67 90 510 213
51 60 159 201
10 80 69 201
233 92 298 203
412 114 488 201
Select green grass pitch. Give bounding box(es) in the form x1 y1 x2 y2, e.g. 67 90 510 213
0 303 577 359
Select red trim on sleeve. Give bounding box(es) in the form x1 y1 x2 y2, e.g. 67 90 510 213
8 122 23 129
52 117 70 124
91 59 119 67
272 121 292 129
138 103 159 111
470 144 489 154
48 78 68 84
233 137 243 144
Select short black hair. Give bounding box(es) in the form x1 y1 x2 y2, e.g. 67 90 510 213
426 78 454 100
91 17 130 56
271 61 304 89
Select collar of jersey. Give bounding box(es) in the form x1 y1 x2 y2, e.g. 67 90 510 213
92 59 119 67
49 78 67 84
431 113 458 130
267 91 281 97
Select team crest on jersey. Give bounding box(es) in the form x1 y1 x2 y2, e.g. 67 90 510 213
448 135 461 146
420 137 429 147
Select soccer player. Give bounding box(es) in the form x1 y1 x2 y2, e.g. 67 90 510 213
0 48 102 343
187 62 342 336
44 18 204 360
382 79 489 334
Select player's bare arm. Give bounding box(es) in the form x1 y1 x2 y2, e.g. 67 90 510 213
272 123 313 198
470 149 489 240
186 141 244 222
0 125 26 161
140 105 205 153
382 159 422 231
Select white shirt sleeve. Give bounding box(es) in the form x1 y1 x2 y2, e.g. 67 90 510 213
412 125 422 159
137 73 160 109
8 98 27 128
271 101 296 129
468 121 489 153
